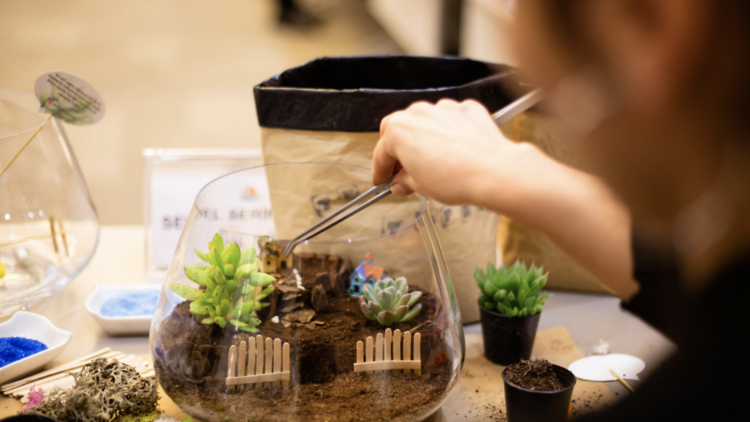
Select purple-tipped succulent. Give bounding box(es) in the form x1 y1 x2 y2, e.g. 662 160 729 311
359 277 422 326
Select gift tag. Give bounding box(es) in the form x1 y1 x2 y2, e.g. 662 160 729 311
568 354 645 381
34 71 105 125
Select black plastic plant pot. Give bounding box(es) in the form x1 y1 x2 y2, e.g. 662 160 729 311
479 306 541 365
502 364 576 422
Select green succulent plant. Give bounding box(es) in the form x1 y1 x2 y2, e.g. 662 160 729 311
170 233 276 332
475 261 550 317
359 277 422 326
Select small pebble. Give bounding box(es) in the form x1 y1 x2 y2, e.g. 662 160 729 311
0 337 48 368
101 290 160 317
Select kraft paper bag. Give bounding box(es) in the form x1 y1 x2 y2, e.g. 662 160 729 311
498 111 610 294
254 56 523 322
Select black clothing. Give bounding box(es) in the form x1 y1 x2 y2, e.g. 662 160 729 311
580 234 749 421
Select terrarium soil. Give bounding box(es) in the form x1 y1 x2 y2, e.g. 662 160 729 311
504 360 564 391
154 254 456 422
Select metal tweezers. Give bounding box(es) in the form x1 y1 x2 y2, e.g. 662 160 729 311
282 88 543 257
283 174 396 257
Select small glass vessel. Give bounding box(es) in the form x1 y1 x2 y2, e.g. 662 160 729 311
151 163 464 421
0 90 99 316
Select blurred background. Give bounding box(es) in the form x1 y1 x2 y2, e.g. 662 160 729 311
0 0 516 224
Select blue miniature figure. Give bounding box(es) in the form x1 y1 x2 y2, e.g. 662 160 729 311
348 252 386 297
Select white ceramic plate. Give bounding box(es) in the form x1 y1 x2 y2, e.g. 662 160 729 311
0 311 72 384
86 283 162 336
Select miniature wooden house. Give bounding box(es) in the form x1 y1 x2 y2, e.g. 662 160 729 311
258 237 293 273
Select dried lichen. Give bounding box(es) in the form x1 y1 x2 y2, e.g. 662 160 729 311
28 358 158 422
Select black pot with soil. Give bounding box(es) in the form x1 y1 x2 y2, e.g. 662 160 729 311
480 307 541 365
502 360 576 422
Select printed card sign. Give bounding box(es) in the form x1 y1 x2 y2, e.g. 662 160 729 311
34 71 105 125
144 149 271 273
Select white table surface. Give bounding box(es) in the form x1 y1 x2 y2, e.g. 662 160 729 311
1 225 677 404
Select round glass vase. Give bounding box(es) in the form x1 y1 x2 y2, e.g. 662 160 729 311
150 163 464 422
0 90 99 316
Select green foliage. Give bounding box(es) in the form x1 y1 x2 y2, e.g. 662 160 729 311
170 233 275 333
475 261 550 317
359 277 422 326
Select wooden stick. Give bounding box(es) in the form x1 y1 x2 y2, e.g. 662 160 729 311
393 329 402 363
248 337 257 391
0 230 69 249
0 114 52 177
2 348 111 390
57 216 70 257
264 337 272 389
48 216 59 253
273 338 282 388
255 335 263 390
282 342 290 389
227 345 237 393
610 369 635 393
4 353 127 394
414 333 422 375
403 332 412 374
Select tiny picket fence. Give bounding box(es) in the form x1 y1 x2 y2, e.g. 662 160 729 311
354 328 421 375
226 335 291 391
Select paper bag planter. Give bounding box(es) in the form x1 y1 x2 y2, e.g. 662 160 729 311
151 163 464 422
254 55 524 323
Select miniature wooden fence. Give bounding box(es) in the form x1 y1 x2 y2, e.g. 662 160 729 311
354 329 421 375
226 335 290 391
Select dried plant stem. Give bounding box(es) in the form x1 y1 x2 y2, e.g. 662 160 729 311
57 216 70 257
0 230 69 248
0 114 52 177
49 216 59 253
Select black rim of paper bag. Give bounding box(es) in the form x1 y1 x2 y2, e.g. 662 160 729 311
254 55 525 132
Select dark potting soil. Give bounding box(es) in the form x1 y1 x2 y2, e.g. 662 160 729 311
505 360 564 391
153 254 456 422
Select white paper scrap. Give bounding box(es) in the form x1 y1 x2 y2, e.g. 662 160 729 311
569 353 645 381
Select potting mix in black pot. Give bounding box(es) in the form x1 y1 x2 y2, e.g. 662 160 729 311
502 359 576 422
476 262 549 365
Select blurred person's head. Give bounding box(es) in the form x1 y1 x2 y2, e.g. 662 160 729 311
509 0 750 269
510 0 750 221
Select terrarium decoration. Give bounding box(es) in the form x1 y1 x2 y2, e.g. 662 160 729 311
257 237 293 274
151 163 464 422
355 328 422 375
348 253 386 297
170 233 275 332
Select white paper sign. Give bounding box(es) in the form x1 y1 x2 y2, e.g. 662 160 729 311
568 354 646 382
143 149 271 272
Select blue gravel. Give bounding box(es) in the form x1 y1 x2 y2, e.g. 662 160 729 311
101 290 160 317
0 337 48 368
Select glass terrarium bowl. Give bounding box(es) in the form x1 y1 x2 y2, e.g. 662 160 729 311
0 90 99 316
150 163 464 422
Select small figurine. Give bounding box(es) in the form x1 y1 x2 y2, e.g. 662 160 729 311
348 253 386 297
258 236 293 273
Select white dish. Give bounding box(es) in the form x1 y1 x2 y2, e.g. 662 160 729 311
568 353 646 381
0 311 73 384
86 283 162 336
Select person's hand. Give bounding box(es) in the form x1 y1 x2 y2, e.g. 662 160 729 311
373 99 513 205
